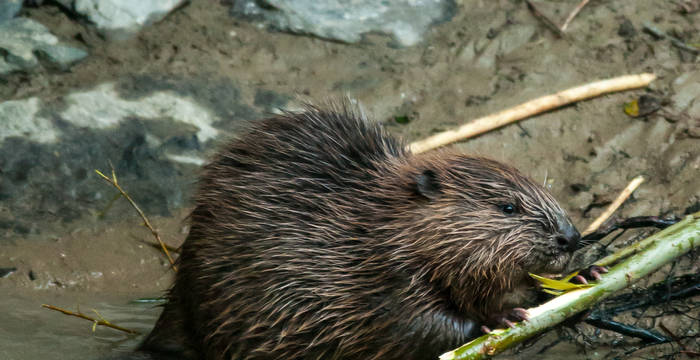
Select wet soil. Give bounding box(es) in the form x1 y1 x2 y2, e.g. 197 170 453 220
1 0 698 359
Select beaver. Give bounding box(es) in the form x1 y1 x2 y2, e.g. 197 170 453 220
139 103 581 360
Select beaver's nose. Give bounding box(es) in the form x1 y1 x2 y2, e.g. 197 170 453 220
555 218 580 252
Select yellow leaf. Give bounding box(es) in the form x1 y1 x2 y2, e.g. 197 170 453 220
624 99 640 117
561 271 580 283
529 272 591 294
542 288 564 296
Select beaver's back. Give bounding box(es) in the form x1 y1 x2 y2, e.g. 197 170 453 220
217 105 406 185
141 105 444 360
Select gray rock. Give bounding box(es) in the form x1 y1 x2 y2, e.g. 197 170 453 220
0 0 22 22
0 75 264 236
0 17 87 74
0 97 58 144
231 0 456 47
55 0 186 40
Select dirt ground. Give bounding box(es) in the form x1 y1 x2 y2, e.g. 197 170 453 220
0 0 698 359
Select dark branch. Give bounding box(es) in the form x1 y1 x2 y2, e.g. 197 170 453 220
581 216 679 242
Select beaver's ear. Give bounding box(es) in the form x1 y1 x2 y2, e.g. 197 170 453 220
415 169 441 200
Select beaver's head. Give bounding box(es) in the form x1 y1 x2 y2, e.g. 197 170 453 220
387 152 579 313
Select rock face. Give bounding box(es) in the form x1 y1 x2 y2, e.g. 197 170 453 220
231 0 456 46
0 17 87 74
0 76 265 236
55 0 186 40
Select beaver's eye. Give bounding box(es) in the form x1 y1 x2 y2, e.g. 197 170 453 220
499 203 517 215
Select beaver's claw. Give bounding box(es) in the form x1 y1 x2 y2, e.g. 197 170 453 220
572 265 608 285
481 307 530 333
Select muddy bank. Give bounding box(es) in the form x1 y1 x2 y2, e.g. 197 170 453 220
0 0 698 359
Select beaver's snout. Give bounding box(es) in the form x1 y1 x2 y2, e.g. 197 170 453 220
555 218 580 252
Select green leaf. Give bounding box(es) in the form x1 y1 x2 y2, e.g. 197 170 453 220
394 115 410 124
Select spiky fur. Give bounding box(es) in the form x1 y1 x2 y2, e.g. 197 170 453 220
141 104 576 360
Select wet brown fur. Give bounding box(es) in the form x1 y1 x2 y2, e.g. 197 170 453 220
140 103 577 360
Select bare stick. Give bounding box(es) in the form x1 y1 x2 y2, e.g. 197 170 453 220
408 73 657 154
95 168 178 272
560 0 590 32
42 304 139 334
581 176 645 237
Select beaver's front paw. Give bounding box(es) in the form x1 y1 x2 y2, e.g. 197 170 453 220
480 308 529 333
572 265 608 285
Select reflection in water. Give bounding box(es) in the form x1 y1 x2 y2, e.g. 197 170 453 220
0 293 161 360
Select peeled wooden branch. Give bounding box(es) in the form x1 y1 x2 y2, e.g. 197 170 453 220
409 74 657 154
440 212 700 360
581 175 645 237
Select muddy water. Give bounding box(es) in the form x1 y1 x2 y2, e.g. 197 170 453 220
0 293 159 360
0 215 182 360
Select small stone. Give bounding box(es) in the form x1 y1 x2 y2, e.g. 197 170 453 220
0 17 87 74
0 267 17 278
230 0 456 47
625 95 662 118
34 43 89 71
0 0 22 23
617 18 637 38
55 0 186 40
637 95 662 116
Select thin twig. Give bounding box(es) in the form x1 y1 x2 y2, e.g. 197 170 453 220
408 73 657 154
525 0 565 37
581 176 645 237
560 0 590 32
658 322 698 357
42 304 139 334
643 23 700 54
95 168 178 271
